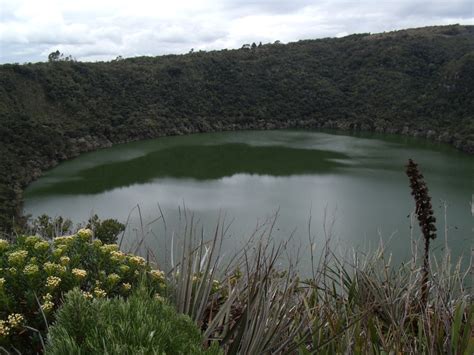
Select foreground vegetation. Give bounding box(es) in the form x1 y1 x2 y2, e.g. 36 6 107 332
46 288 219 354
1 214 472 353
0 229 166 352
1 24 474 232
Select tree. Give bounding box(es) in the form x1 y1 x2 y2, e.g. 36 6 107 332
48 50 63 62
48 50 75 62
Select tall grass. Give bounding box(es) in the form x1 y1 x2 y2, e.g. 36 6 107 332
124 205 472 354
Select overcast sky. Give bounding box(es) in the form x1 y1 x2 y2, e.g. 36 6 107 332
0 0 472 64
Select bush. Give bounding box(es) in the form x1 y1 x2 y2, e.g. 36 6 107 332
87 214 125 244
46 288 219 354
0 230 166 352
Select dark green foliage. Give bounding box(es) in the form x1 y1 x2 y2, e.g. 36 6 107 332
0 24 473 233
46 288 219 354
87 214 125 244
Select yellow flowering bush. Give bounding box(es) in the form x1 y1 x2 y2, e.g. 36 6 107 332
0 232 167 352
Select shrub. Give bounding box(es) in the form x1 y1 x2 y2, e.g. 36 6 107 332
87 214 125 244
0 230 166 352
46 288 219 354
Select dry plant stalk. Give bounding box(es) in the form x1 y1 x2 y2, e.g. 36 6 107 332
406 159 437 306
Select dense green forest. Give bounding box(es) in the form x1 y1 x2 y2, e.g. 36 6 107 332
0 24 473 232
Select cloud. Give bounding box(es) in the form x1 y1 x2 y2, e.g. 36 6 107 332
0 0 473 63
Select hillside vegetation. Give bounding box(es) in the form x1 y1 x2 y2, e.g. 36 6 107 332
0 24 473 232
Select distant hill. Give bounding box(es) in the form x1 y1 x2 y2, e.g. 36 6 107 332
0 24 473 232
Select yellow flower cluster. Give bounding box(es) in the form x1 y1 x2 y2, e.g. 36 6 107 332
46 276 61 289
59 256 70 265
110 250 125 262
81 290 93 300
92 239 103 247
150 269 165 282
0 277 5 288
23 263 39 276
0 239 9 251
43 261 66 275
72 268 87 279
52 247 65 257
41 293 54 312
119 264 130 273
8 250 28 266
53 235 74 246
100 244 119 253
0 313 25 337
0 320 10 337
129 255 146 266
7 313 24 328
25 236 41 246
107 273 121 284
34 241 50 252
77 228 93 240
93 287 107 298
122 282 132 291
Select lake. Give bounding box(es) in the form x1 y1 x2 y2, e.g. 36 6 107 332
24 130 473 273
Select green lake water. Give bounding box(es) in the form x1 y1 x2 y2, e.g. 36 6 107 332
24 130 473 273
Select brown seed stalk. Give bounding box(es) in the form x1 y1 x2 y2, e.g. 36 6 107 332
406 159 436 306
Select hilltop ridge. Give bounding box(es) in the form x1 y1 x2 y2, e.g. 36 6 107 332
0 24 473 232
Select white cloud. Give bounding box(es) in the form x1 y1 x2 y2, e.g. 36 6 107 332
0 0 473 63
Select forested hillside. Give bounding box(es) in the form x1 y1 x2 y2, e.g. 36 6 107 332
0 24 473 232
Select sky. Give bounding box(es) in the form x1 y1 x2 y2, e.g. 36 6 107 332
0 0 473 64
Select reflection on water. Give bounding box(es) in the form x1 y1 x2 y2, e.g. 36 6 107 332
24 130 473 273
27 143 350 195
